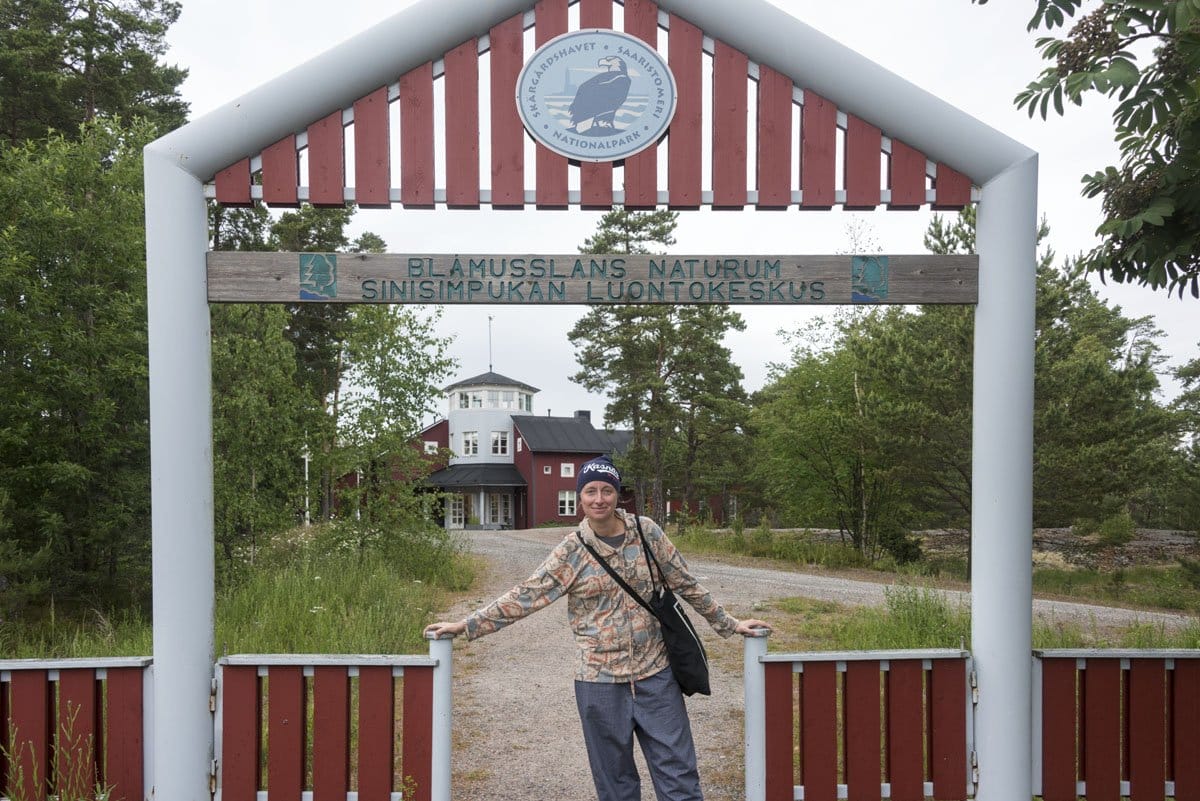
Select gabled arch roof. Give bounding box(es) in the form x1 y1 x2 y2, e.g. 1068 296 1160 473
147 0 1034 207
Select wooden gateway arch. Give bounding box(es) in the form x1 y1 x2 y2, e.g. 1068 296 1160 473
143 1 1037 798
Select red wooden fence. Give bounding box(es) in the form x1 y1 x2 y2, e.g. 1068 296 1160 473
1036 650 1200 801
209 2 975 212
215 655 437 801
0 658 149 801
760 649 972 801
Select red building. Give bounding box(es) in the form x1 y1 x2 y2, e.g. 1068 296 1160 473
421 372 631 529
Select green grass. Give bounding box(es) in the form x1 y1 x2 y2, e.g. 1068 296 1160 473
765 584 1200 652
215 549 451 654
0 523 476 659
1032 563 1200 611
673 525 872 571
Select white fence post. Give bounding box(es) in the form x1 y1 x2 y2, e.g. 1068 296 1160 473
429 634 455 801
743 631 769 801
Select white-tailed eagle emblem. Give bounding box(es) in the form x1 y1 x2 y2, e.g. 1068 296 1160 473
567 56 631 134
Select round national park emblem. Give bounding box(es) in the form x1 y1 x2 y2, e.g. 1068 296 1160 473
516 29 677 163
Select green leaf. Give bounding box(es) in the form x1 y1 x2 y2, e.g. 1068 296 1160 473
1105 57 1141 86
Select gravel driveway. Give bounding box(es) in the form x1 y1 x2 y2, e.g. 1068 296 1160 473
436 527 1194 801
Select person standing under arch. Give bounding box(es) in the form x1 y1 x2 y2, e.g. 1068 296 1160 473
425 455 771 800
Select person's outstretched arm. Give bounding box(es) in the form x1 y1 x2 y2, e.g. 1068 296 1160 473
424 538 580 640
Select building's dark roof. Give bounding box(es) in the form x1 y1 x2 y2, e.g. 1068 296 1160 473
444 371 539 394
512 415 614 453
426 463 526 488
601 429 634 456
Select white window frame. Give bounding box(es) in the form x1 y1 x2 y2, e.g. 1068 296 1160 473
561 462 575 478
457 392 470 409
489 493 512 524
543 465 551 475
558 491 576 516
462 431 478 456
448 495 465 527
491 431 509 456
423 440 438 454
517 437 523 452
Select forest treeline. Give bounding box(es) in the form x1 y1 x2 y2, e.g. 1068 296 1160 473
1 1 1197 626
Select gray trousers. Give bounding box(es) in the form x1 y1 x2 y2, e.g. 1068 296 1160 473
574 668 704 801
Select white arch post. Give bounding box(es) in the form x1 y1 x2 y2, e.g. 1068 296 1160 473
143 153 216 800
972 156 1039 801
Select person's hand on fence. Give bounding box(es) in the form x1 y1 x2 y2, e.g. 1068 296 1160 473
735 619 772 636
424 620 467 639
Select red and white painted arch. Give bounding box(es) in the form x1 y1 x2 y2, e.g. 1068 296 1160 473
144 2 1037 800
208 0 976 214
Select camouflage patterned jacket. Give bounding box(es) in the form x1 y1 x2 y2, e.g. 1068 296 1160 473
463 509 741 683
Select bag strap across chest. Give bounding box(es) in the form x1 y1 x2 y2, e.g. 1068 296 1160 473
576 522 665 621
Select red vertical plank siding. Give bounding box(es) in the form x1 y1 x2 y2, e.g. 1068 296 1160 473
1 673 9 791
1041 659 1080 801
267 667 306 800
888 139 926 210
358 666 395 801
621 0 659 209
489 15 525 208
844 114 881 210
402 667 435 801
354 87 392 208
534 0 568 208
933 163 971 210
444 40 481 208
400 62 436 208
262 135 300 207
1130 660 1166 801
10 671 51 801
886 661 925 801
215 158 253 207
57 669 99 793
579 0 614 209
711 41 747 209
104 668 144 801
1175 660 1200 801
756 64 792 209
313 667 351 801
800 662 838 801
308 110 346 207
845 662 882 801
221 666 260 801
763 662 794 801
800 90 836 209
1084 659 1122 801
667 14 702 209
929 660 967 801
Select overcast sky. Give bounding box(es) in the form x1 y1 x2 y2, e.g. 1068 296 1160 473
165 1 1198 426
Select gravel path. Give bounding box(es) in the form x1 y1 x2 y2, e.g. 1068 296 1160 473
437 527 1194 800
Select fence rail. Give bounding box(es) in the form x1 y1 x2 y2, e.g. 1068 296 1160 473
0 657 151 801
1034 649 1200 801
9 643 1200 800
215 651 447 801
744 641 972 801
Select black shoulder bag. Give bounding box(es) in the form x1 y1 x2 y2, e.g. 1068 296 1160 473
576 515 711 696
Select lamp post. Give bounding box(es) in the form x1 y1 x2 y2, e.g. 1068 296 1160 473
302 441 311 527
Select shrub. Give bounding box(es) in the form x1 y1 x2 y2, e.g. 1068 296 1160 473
1097 511 1135 546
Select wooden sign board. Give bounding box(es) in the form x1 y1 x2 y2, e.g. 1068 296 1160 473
207 252 978 305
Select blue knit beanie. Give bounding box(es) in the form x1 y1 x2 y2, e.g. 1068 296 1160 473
577 455 621 494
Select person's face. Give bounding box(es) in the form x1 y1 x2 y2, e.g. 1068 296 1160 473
579 481 619 524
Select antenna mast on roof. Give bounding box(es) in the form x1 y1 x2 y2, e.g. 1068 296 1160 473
488 315 494 372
